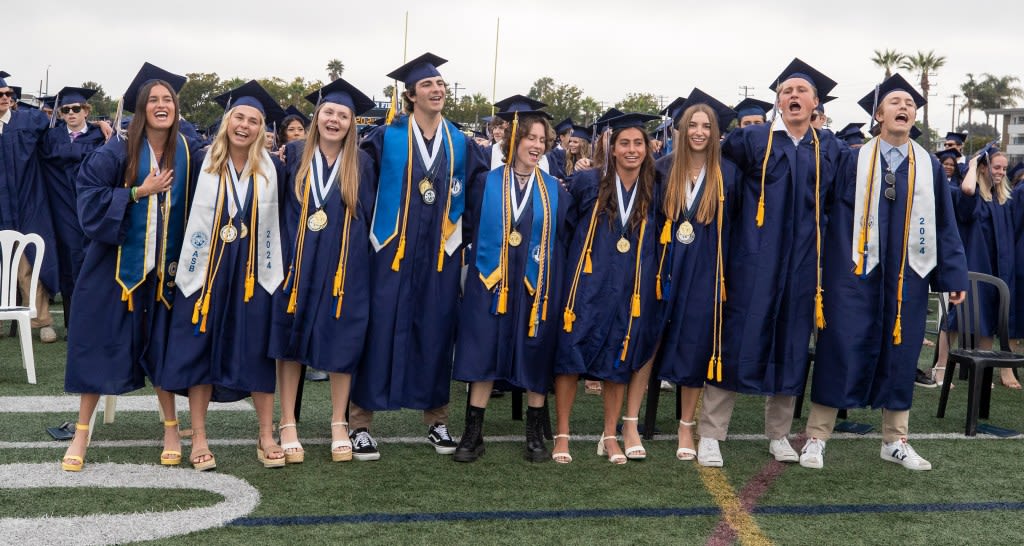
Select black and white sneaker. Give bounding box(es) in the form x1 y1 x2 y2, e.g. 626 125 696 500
427 423 457 455
349 428 380 461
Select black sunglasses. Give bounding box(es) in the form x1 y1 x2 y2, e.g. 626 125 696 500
884 171 897 200
0 91 16 98
60 105 85 114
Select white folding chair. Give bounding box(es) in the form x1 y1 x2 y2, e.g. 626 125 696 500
0 230 44 384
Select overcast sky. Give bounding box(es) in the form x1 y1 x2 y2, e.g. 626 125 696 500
6 0 1022 138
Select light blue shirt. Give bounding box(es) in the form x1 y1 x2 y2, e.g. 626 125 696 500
878 139 909 171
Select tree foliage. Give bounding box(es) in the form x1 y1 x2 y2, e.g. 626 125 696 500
527 77 603 125
614 93 660 115
81 81 118 118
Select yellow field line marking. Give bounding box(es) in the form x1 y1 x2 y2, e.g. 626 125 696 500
698 466 773 546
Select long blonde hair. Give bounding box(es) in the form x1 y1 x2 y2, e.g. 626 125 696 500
205 105 270 182
663 104 723 224
978 152 1012 204
294 102 361 217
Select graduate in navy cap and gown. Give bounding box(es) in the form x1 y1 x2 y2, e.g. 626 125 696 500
801 74 967 470
811 95 836 131
734 97 773 129
61 63 201 472
40 87 107 329
553 117 573 151
935 148 962 187
556 112 661 464
452 102 571 463
162 80 288 469
352 53 489 460
562 124 592 180
0 71 61 343
269 78 377 464
487 96 562 178
652 89 739 462
278 105 310 145
697 59 847 468
835 122 867 149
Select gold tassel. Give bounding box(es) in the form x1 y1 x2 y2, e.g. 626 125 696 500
335 292 344 319
497 285 508 314
659 219 671 244
244 274 255 303
201 292 211 316
126 292 133 312
716 357 722 382
584 248 593 274
707 357 715 380
814 289 826 329
892 315 902 345
200 311 209 333
191 298 202 324
528 302 539 337
720 278 727 302
542 296 549 321
563 308 575 333
631 293 641 318
287 289 298 314
756 195 765 227
619 335 630 361
391 236 406 272
656 273 663 301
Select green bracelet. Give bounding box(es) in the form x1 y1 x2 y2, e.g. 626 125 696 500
131 187 138 202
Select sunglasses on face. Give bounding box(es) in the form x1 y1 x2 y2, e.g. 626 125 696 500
60 105 85 114
0 91 16 98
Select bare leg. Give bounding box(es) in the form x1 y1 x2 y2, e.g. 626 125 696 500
62 393 100 467
677 386 701 455
276 360 304 457
468 381 495 409
622 360 653 458
329 371 352 446
933 330 951 384
187 384 213 466
553 374 577 459
253 391 284 464
155 387 180 464
601 380 626 462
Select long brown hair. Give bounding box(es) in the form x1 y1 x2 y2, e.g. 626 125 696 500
294 101 361 217
664 104 723 224
597 127 655 231
564 138 592 176
123 81 181 187
500 115 553 164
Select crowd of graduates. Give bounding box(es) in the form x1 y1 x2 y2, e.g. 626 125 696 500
2 51 1020 476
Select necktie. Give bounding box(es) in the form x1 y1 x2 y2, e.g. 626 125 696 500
71 131 82 141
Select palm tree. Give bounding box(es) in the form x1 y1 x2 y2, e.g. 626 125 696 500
977 74 1024 148
899 50 947 148
326 59 345 81
960 73 982 127
871 49 905 79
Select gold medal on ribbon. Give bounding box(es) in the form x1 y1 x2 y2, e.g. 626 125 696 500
307 209 328 232
240 223 249 239
676 220 695 244
508 230 523 247
616 237 631 253
220 223 238 243
419 178 436 205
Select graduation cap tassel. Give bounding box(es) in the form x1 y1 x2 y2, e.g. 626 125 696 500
112 96 125 141
48 92 60 129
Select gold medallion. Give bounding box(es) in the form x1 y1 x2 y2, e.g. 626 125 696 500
508 230 523 247
419 178 436 205
307 209 328 231
220 224 238 243
677 221 695 244
616 237 631 253
240 223 249 239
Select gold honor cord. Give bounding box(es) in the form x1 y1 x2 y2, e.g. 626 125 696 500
495 119 516 315
243 178 260 302
436 121 457 272
333 212 353 318
156 134 191 309
618 218 648 362
562 203 601 333
707 166 727 382
854 139 883 276
391 122 415 271
191 174 230 333
286 170 313 314
892 146 916 345
656 219 672 301
528 166 551 338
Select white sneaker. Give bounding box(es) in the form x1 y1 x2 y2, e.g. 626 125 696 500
880 438 932 471
660 380 675 391
697 437 723 467
769 437 799 462
799 438 825 469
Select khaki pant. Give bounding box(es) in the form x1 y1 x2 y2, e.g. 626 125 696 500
697 383 796 441
806 403 910 443
348 402 449 431
17 256 52 328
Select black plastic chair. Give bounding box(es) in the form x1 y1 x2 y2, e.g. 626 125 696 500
936 272 1024 436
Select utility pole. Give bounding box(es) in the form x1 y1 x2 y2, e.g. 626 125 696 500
947 94 959 132
738 85 755 99
451 81 464 102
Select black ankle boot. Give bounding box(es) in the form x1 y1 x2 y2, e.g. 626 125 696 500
453 405 486 463
524 406 550 462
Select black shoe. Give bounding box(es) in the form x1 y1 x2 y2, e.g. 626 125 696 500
427 422 458 455
305 368 329 382
914 368 937 389
524 406 550 463
453 407 485 462
349 428 380 461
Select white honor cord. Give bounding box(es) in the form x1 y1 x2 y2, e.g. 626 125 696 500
615 173 638 226
510 170 535 223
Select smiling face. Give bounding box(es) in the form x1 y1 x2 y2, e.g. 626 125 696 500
776 77 818 127
226 105 263 151
144 84 176 130
686 111 712 153
875 90 917 140
942 157 957 178
612 127 647 172
316 102 353 146
407 76 446 115
284 119 306 143
990 155 1009 185
514 120 547 171
568 136 582 154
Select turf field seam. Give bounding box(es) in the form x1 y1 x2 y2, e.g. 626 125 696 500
0 395 253 413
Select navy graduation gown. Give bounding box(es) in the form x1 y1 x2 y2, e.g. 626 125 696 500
653 155 740 388
0 108 59 294
65 135 203 394
555 169 660 384
717 123 846 396
268 143 375 373
40 125 106 313
162 152 286 402
811 148 967 411
453 168 572 394
1013 184 1024 338
354 122 489 411
546 148 567 181
948 187 1015 337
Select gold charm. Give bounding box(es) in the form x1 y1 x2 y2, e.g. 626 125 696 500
240 223 249 239
616 237 631 253
419 178 436 205
508 230 523 247
307 209 328 231
220 224 238 243
676 221 695 244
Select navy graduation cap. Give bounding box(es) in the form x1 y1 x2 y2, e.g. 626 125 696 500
17 99 38 110
554 117 574 134
835 122 866 145
214 80 286 121
660 97 687 124
594 108 625 131
606 112 660 131
910 125 922 140
284 105 311 126
305 78 375 115
571 124 593 142
1008 161 1024 180
734 98 773 119
945 131 968 145
57 86 97 107
857 73 926 115
814 95 837 113
386 52 447 88
770 58 837 97
678 88 737 133
123 62 187 113
0 70 10 88
935 148 961 163
493 94 551 120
